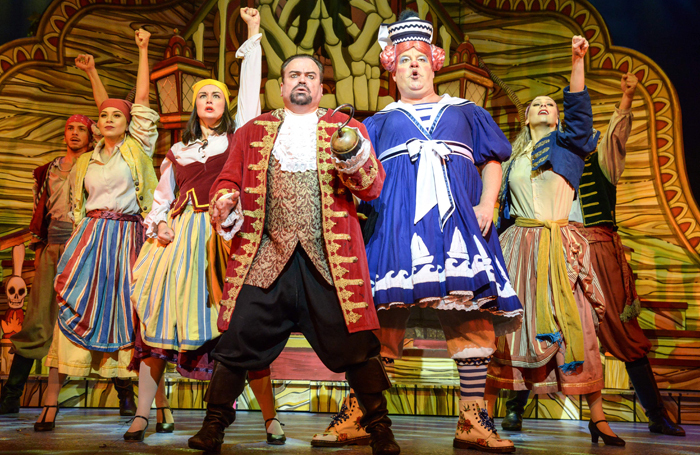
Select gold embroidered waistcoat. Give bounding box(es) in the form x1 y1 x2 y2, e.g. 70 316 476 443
244 155 333 287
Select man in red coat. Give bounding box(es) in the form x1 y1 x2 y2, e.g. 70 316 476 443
188 55 400 455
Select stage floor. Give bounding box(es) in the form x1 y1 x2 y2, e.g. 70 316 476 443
0 409 697 454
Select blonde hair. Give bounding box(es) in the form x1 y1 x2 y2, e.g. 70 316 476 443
499 112 566 200
499 127 532 199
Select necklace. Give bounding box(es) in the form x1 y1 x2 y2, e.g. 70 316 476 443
56 157 72 172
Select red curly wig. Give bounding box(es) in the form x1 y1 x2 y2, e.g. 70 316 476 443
379 40 445 73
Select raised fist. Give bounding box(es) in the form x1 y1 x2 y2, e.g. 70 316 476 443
240 7 260 27
621 73 638 97
135 28 151 49
75 54 95 72
572 35 589 59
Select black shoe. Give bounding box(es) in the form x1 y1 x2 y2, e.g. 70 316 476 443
34 405 59 432
0 395 20 414
347 357 401 455
501 409 523 431
588 420 625 446
368 422 401 455
188 403 236 454
265 417 286 445
155 407 175 433
501 389 528 431
123 415 149 442
648 408 686 436
112 378 137 416
188 362 246 453
626 356 686 437
0 354 34 414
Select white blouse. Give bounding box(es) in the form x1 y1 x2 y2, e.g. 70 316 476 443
82 105 159 214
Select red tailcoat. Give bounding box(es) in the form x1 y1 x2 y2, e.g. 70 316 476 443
210 109 385 334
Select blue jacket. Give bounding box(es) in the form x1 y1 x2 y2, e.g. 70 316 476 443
500 86 600 224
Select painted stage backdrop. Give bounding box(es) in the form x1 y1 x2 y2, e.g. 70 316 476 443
0 0 699 420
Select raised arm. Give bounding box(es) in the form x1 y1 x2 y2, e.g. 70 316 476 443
619 72 637 112
598 73 637 185
569 35 589 93
235 7 262 128
75 54 108 108
134 28 151 108
560 36 598 155
241 7 260 37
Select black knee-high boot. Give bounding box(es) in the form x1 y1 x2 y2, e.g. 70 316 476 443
0 354 35 414
501 389 530 431
347 356 400 455
112 377 137 416
188 362 247 453
626 355 685 436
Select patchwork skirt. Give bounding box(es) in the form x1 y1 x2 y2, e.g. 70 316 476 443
486 224 605 395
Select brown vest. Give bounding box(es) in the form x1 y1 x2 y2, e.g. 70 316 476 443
29 158 58 242
244 154 333 288
166 149 229 216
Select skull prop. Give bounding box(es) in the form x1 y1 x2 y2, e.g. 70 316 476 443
2 244 26 339
6 244 26 309
5 276 27 309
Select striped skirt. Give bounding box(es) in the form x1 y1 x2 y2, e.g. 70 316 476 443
54 211 143 353
486 224 605 395
130 207 228 354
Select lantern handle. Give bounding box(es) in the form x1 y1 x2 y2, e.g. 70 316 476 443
330 103 355 136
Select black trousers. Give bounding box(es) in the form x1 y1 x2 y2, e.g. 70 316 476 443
212 246 380 373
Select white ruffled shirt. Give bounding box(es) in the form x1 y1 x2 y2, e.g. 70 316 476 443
217 108 372 240
271 109 320 172
270 108 372 174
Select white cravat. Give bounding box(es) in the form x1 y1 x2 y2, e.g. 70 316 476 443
271 109 319 172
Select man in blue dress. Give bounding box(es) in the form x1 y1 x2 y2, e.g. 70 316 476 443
312 11 522 453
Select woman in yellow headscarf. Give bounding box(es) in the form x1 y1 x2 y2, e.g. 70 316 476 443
125 8 285 445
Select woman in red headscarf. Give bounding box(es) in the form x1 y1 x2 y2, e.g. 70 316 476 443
34 28 161 432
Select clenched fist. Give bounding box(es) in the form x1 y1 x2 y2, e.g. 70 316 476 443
572 35 589 59
241 7 260 27
75 54 95 72
135 28 151 49
157 221 175 245
621 73 638 97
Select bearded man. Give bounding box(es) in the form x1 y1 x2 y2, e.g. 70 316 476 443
187 54 400 455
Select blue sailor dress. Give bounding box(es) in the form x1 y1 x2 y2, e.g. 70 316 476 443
361 95 522 334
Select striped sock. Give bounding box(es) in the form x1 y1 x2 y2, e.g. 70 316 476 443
455 356 492 400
